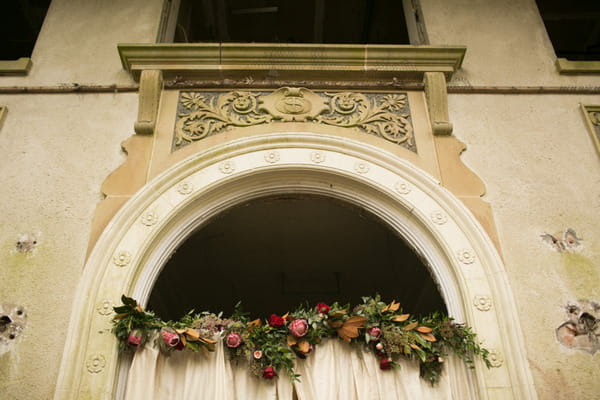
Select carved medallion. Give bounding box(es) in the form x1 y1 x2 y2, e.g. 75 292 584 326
113 251 131 267
473 295 492 311
457 249 476 264
174 88 415 152
86 354 106 373
394 181 411 195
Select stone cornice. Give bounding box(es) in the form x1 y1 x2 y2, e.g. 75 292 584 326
117 43 466 82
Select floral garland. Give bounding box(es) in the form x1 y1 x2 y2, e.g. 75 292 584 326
113 295 491 384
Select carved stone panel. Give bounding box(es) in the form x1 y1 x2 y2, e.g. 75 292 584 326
173 88 415 152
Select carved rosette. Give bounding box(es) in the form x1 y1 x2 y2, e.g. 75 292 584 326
354 161 370 174
264 151 280 164
394 181 411 195
431 211 448 225
457 249 476 264
96 300 113 316
113 251 131 267
173 88 415 152
177 181 193 195
141 211 158 226
310 151 326 164
219 161 235 174
86 354 106 373
487 349 503 368
473 295 492 311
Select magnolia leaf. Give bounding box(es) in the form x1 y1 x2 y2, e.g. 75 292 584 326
330 310 347 318
198 336 217 344
416 326 433 333
327 320 343 329
382 300 400 313
287 335 298 346
392 314 410 322
180 334 187 347
185 328 200 340
410 344 421 350
403 321 419 331
297 340 311 353
337 316 367 342
419 333 437 342
113 313 128 320
175 328 186 335
135 305 145 313
248 319 261 328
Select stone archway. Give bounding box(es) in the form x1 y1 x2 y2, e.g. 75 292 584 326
54 132 536 400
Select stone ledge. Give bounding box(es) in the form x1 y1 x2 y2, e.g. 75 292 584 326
117 43 466 82
0 58 32 75
556 58 600 74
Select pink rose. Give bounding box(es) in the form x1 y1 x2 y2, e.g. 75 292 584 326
127 330 143 347
316 303 331 314
289 319 309 337
367 327 382 341
253 350 263 359
380 357 393 370
262 366 277 379
268 314 285 327
375 342 384 351
161 328 180 347
226 332 243 348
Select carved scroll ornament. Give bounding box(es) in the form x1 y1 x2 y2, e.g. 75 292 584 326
174 88 415 152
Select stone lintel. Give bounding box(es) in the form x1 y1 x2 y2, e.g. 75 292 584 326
117 43 466 82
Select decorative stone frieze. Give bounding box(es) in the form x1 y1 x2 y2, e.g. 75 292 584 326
173 88 415 152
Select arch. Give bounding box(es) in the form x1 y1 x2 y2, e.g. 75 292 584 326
54 132 536 400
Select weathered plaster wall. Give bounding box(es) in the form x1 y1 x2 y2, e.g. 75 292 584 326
0 93 137 399
421 0 600 87
1 0 164 87
0 0 598 398
451 94 600 399
0 1 163 399
420 1 600 397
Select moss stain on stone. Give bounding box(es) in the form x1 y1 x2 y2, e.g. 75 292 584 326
558 253 600 298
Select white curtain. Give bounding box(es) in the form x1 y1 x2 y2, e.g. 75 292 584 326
124 339 453 400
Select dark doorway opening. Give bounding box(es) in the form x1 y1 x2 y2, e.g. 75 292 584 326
174 0 410 45
148 194 446 320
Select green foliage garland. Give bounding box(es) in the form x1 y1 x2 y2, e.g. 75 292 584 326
112 294 490 384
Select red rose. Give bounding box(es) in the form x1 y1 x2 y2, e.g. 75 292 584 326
379 357 393 370
268 314 285 327
316 303 330 314
226 332 243 348
289 319 309 337
161 328 180 347
367 327 382 341
175 340 185 351
262 366 277 379
127 330 143 347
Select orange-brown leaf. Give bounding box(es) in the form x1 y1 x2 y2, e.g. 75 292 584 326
382 300 400 313
419 333 437 342
392 314 410 322
287 335 298 346
403 321 419 331
328 320 343 329
175 328 186 335
248 319 261 328
185 328 200 340
337 316 367 342
180 334 187 347
297 340 311 353
416 326 432 333
113 313 128 320
410 344 421 350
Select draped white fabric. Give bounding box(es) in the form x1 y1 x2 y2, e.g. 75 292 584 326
124 339 453 400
